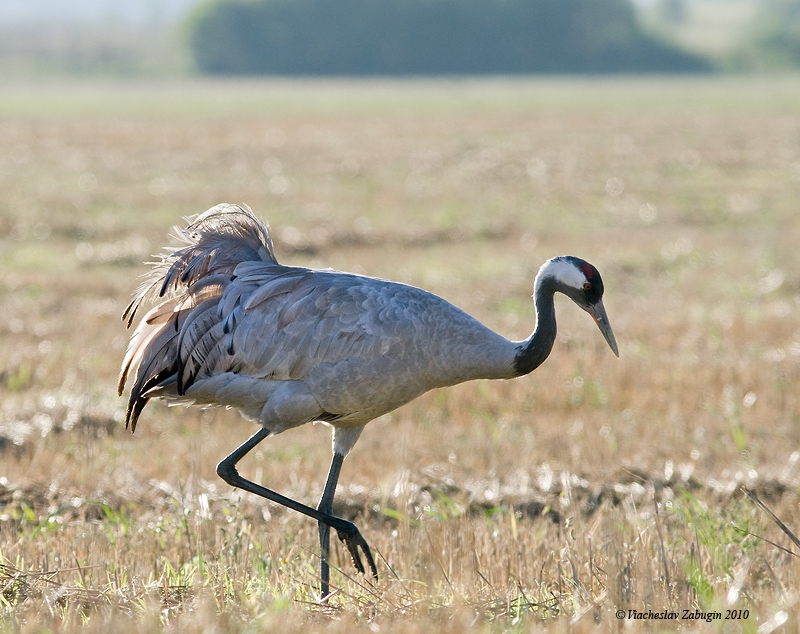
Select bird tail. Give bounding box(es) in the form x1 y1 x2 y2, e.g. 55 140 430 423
118 203 277 431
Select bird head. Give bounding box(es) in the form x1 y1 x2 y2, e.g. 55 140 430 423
536 256 619 357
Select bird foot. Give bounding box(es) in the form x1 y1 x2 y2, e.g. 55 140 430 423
335 521 378 580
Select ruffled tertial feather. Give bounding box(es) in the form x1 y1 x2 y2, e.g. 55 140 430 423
122 204 277 327
119 204 279 432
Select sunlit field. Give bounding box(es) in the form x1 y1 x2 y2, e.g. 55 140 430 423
0 76 799 633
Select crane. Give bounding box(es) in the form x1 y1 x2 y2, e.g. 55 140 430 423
119 203 619 598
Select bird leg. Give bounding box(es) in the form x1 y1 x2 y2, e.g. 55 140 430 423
317 452 344 599
216 427 378 598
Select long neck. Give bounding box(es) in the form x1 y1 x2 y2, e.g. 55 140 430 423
513 276 557 376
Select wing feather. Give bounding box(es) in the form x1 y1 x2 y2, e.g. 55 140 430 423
177 302 229 392
118 298 180 395
243 270 311 311
182 321 230 391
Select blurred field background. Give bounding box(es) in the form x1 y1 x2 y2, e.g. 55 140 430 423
0 75 798 632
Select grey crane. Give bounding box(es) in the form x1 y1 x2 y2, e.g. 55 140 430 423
119 203 618 598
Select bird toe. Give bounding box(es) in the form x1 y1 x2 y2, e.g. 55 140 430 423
335 522 377 579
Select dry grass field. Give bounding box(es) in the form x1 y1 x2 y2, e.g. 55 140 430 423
0 76 799 632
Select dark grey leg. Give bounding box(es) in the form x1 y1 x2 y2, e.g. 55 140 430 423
216 428 377 597
317 453 345 599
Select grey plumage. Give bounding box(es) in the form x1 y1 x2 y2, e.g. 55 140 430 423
121 204 521 445
119 203 618 597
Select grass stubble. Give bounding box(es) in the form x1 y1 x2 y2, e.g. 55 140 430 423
0 76 799 632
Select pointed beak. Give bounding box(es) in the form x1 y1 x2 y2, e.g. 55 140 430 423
585 299 619 357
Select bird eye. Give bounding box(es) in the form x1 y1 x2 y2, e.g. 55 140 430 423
583 282 592 291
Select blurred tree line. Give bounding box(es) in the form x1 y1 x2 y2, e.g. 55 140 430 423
185 0 710 74
734 0 800 69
